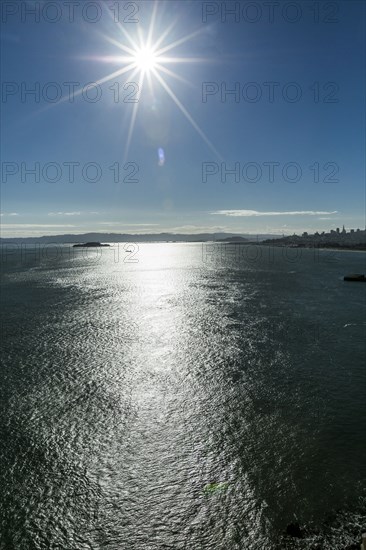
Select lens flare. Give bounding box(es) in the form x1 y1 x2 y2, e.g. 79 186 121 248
158 148 165 166
63 1 221 162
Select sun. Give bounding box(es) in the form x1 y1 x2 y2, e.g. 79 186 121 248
71 1 221 161
133 47 158 73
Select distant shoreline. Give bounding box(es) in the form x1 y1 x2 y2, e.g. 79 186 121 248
257 243 366 253
1 240 365 252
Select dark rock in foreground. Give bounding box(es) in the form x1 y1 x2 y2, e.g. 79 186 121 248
344 273 366 282
286 522 303 538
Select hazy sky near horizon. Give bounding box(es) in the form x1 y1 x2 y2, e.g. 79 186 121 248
1 0 365 237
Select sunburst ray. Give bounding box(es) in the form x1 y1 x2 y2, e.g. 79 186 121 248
152 69 222 160
28 0 221 161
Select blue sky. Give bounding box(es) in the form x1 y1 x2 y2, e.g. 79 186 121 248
1 0 365 236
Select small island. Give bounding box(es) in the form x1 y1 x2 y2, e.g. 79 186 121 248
73 242 110 248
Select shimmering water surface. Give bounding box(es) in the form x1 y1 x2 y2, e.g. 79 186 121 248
1 244 365 549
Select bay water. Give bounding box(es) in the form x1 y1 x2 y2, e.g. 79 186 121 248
1 243 365 549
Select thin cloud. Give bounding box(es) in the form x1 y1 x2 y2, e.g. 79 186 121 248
211 210 338 217
99 222 160 226
48 211 81 216
1 224 77 228
169 225 228 233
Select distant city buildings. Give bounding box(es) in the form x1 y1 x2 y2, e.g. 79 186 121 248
265 226 366 249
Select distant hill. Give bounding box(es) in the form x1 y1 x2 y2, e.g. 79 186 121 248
216 236 249 243
0 232 282 244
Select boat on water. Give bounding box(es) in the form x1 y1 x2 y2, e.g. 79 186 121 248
343 274 366 282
